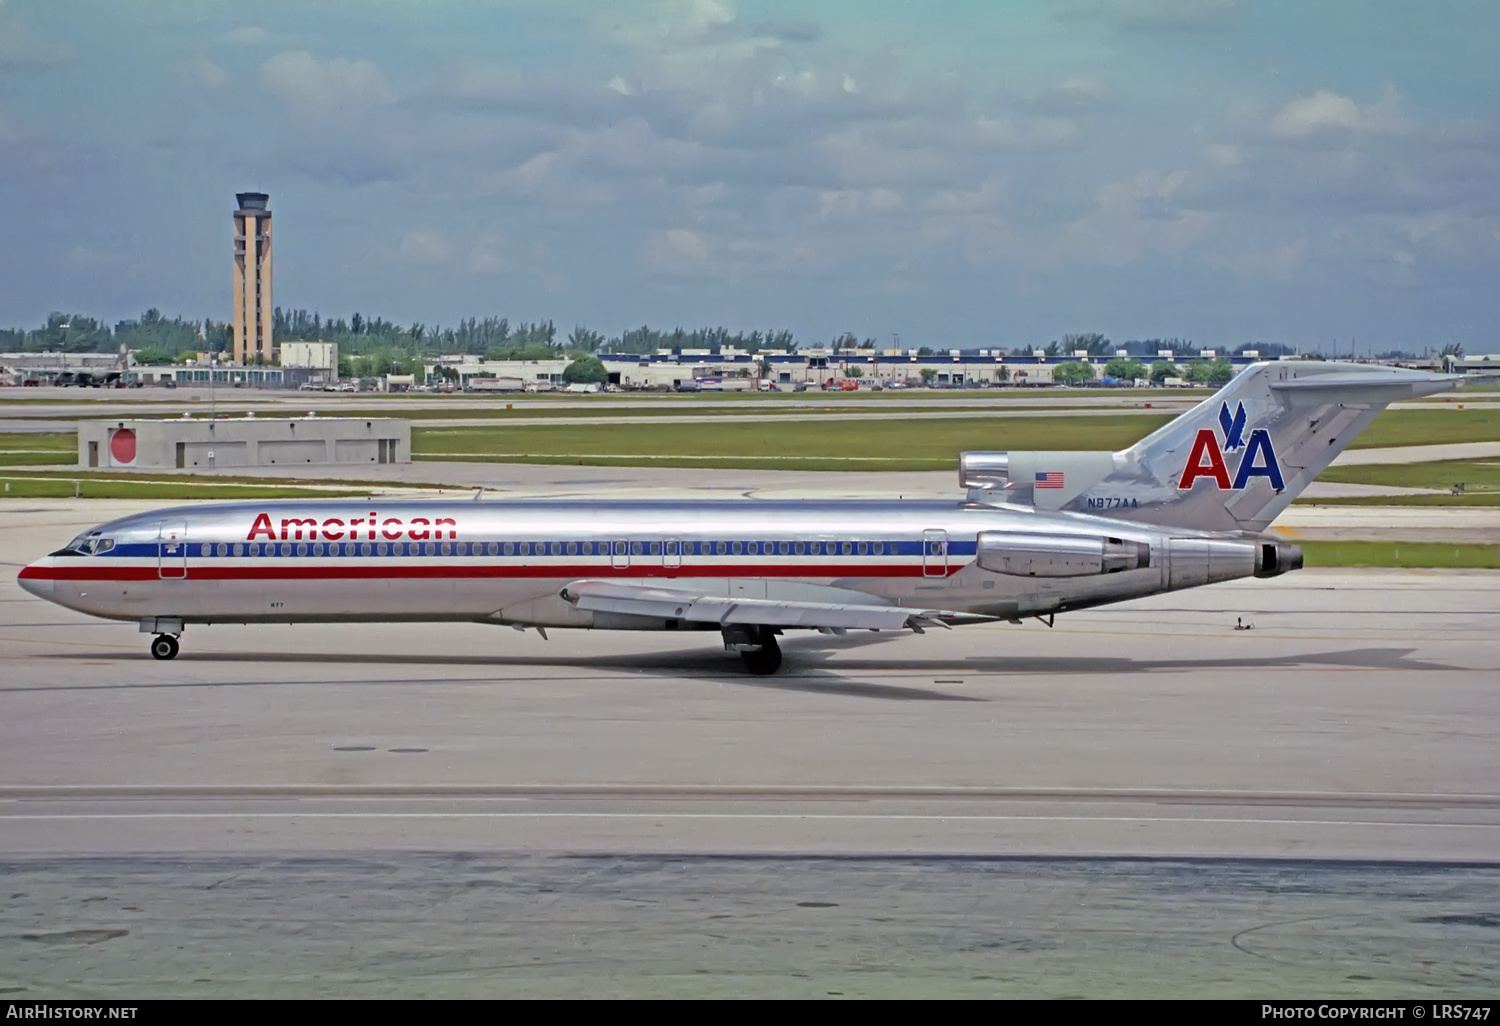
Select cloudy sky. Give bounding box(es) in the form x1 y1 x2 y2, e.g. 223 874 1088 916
2 0 1497 351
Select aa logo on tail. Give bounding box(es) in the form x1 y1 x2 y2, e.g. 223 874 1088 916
1177 402 1285 491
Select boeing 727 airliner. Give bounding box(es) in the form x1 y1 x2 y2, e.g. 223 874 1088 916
16 361 1463 673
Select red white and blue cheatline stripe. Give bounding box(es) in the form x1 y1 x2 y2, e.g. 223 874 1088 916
18 561 963 583
1035 471 1065 489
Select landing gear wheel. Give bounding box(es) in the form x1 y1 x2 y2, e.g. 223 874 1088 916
150 634 179 661
740 633 782 675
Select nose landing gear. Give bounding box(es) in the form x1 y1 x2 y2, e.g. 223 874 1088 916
150 634 180 660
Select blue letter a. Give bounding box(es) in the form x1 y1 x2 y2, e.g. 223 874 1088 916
1232 428 1285 491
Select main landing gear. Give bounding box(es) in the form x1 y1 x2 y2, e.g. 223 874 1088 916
741 636 782 675
150 634 180 661
723 625 782 675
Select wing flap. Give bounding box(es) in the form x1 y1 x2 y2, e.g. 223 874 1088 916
560 579 976 630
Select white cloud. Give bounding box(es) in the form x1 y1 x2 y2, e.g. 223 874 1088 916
1266 87 1406 142
1046 169 1213 269
1204 143 1242 166
922 180 1007 217
254 50 410 183
186 56 228 91
606 0 739 49
663 227 708 260
398 230 453 266
642 227 710 274
260 51 396 123
1027 77 1112 115
818 187 900 220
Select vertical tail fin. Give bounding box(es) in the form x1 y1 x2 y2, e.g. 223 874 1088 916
1074 361 1461 532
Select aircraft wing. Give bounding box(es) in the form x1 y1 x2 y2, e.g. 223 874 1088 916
559 579 986 630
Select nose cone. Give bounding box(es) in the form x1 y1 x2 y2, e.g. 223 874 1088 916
17 563 55 600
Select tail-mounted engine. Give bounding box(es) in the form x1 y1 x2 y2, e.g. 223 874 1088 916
975 531 1150 578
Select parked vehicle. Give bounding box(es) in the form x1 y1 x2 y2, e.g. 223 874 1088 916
466 377 526 393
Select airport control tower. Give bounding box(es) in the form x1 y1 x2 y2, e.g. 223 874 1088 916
232 192 273 365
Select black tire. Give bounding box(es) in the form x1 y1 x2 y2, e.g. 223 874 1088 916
151 634 179 661
740 633 782 675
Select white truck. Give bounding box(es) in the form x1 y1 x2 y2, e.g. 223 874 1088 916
465 377 526 392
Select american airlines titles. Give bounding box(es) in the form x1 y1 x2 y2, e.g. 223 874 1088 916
1177 401 1286 492
246 511 459 543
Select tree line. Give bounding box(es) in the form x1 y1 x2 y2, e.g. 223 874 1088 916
0 310 232 360
3 308 1442 371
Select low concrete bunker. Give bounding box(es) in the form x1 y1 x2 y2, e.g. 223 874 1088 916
78 416 411 470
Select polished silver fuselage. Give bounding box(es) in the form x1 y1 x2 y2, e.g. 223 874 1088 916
19 499 1246 629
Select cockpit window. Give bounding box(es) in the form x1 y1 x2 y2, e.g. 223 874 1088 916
51 532 113 557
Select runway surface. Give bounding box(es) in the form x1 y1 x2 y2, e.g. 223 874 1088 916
2 855 1495 998
2 502 1497 861
3 498 1497 996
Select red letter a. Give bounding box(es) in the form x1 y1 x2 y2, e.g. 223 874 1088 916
247 512 276 541
1177 428 1232 490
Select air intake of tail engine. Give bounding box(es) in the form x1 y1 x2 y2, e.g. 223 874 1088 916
958 452 1010 490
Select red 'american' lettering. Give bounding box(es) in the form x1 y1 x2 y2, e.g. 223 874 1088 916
247 512 458 542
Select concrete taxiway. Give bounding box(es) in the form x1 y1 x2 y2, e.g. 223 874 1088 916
2 501 1497 862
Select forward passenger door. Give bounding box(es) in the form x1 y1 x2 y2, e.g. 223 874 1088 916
157 521 188 580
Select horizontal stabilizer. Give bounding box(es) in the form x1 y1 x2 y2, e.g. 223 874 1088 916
1268 369 1460 398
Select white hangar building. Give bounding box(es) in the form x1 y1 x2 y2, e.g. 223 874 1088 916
77 416 411 470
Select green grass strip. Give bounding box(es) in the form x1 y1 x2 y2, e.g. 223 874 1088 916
1293 493 1500 506
1317 458 1500 492
1299 541 1500 568
11 405 1500 476
1351 408 1500 448
0 477 374 500
411 414 1173 465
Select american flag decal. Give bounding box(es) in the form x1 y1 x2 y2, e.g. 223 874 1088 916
1036 471 1065 489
